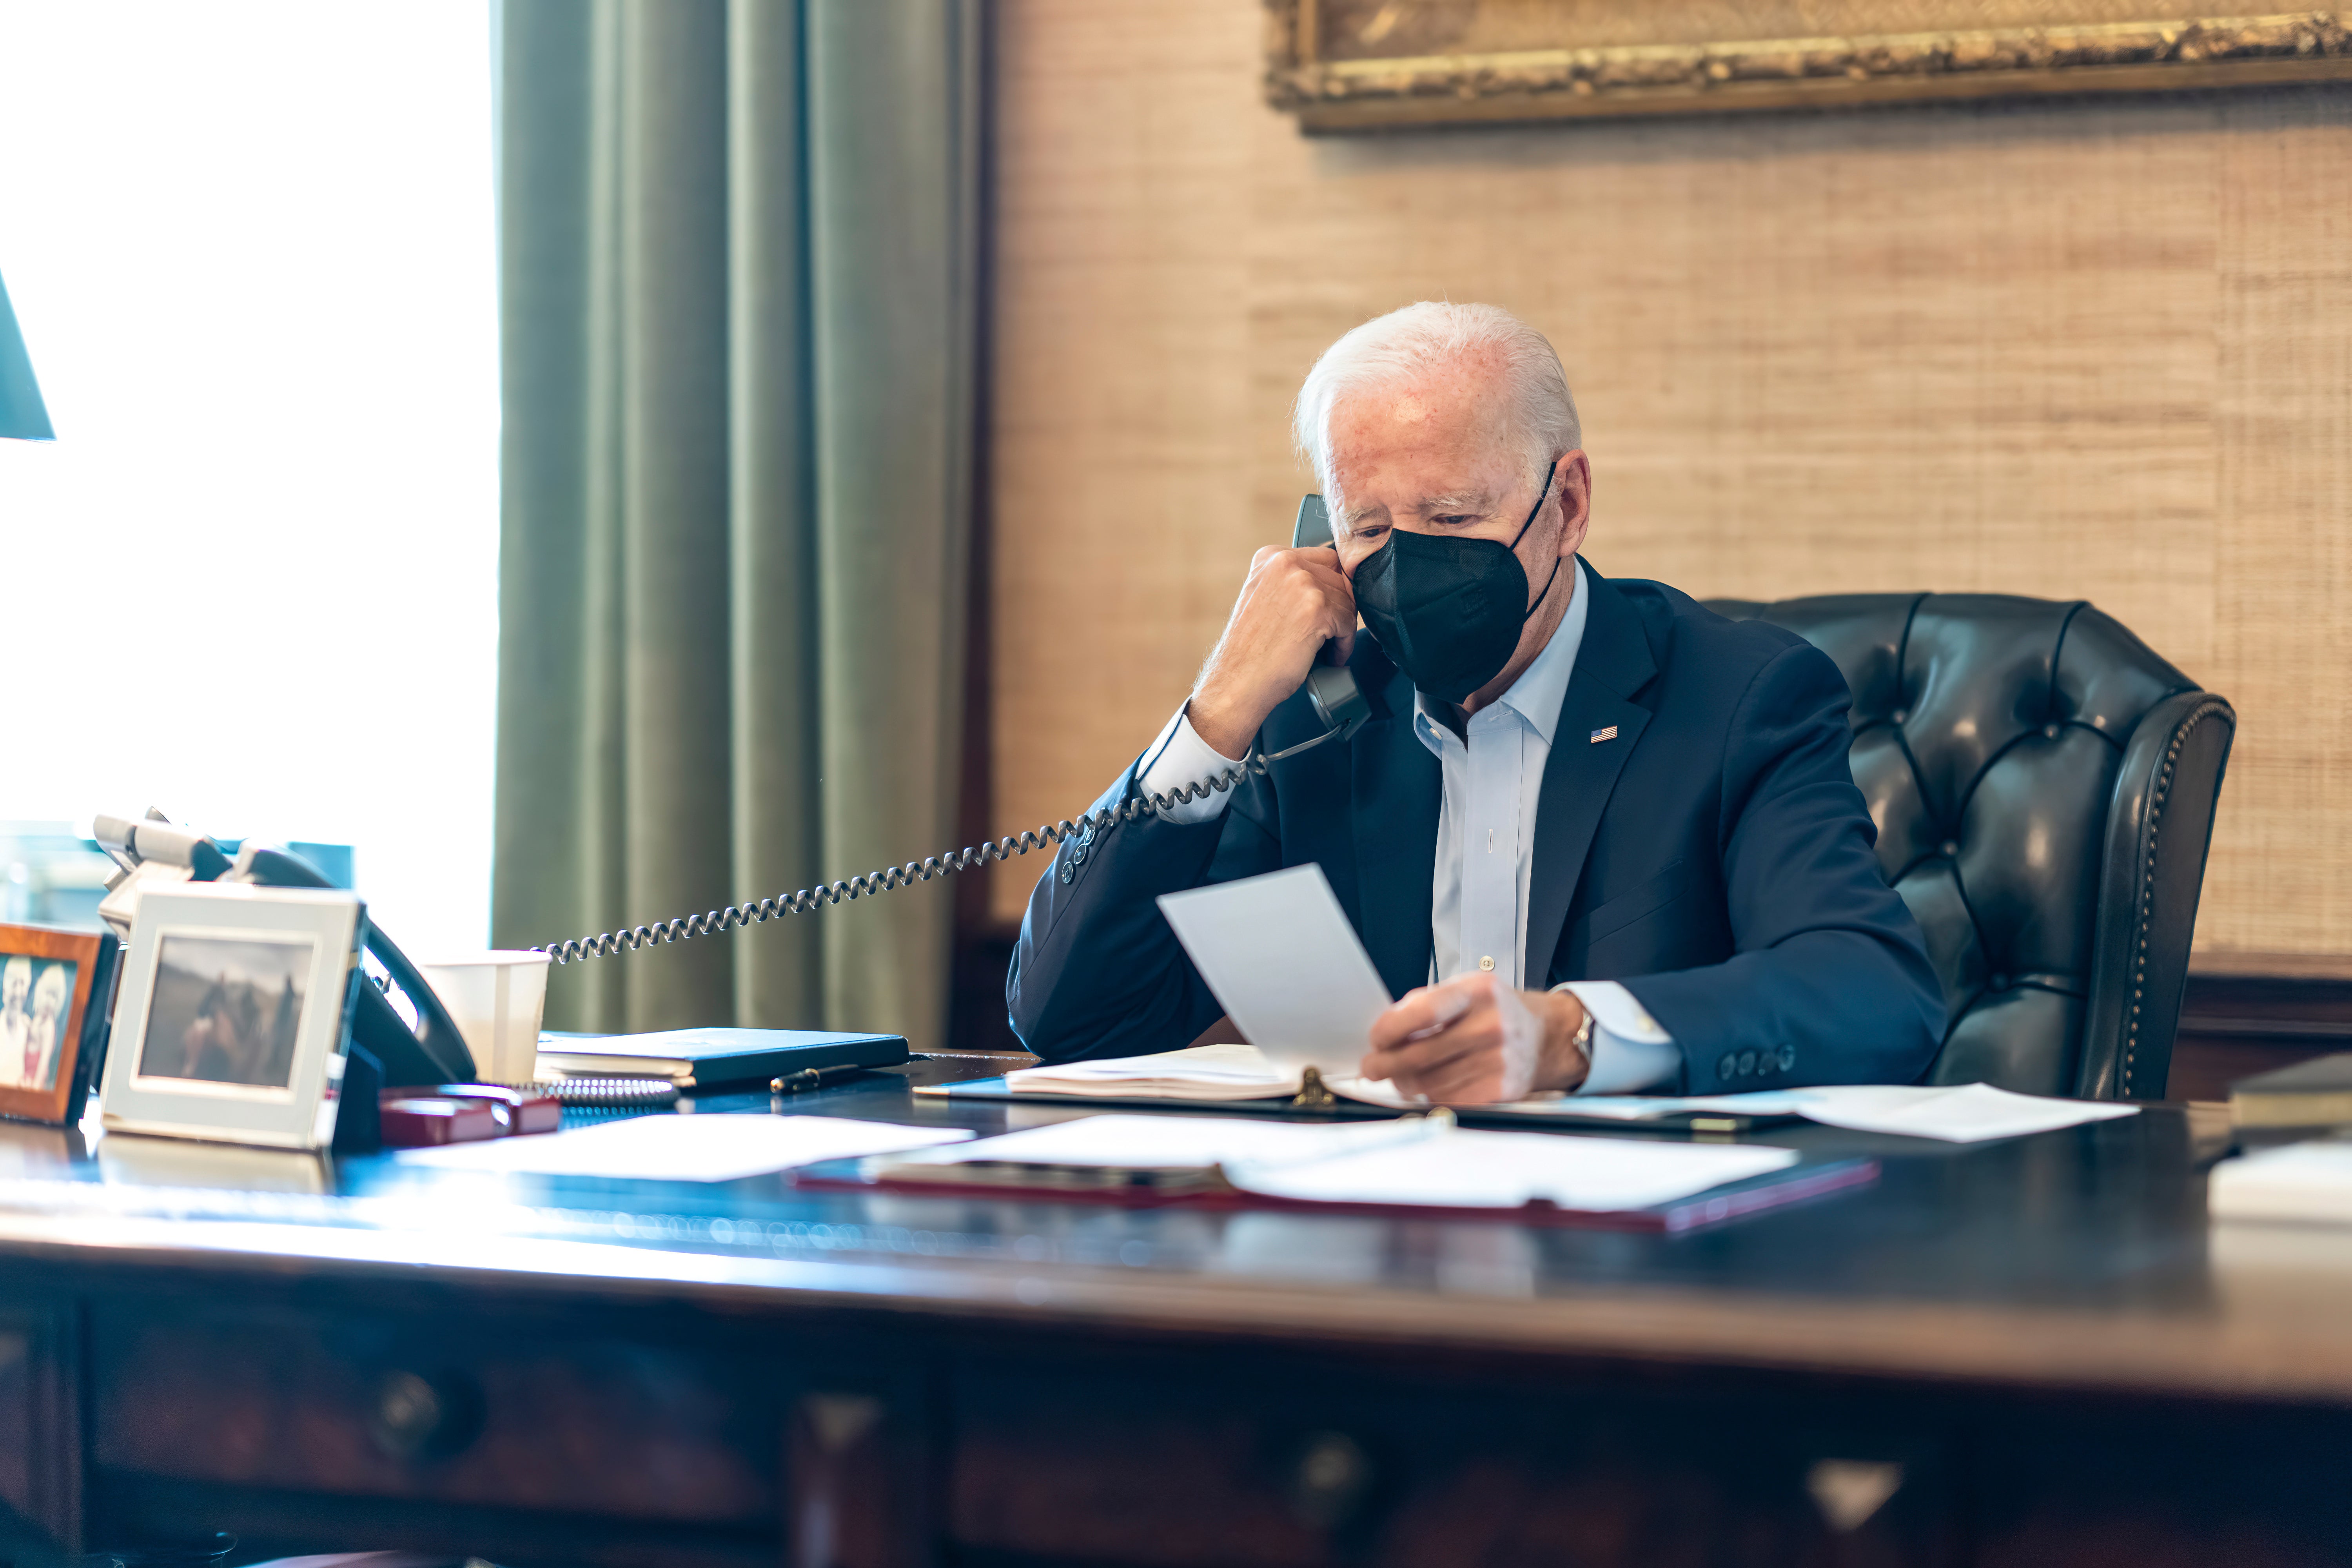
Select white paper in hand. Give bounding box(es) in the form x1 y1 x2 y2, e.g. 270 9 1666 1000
1156 865 1392 1075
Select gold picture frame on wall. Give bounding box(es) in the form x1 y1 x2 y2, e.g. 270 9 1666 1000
1265 1 2352 129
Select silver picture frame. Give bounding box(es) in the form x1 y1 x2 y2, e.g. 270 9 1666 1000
99 882 365 1149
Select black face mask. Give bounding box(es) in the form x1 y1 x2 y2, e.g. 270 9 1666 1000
1353 468 1563 704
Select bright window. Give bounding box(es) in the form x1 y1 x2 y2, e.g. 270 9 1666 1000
0 1 497 953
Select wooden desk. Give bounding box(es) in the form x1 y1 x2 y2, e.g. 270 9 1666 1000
0 1061 2347 1567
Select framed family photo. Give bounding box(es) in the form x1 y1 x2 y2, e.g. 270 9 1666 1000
0 922 118 1126
99 882 367 1149
1265 2 2352 129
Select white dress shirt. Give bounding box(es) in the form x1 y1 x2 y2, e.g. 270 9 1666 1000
1141 560 1679 1094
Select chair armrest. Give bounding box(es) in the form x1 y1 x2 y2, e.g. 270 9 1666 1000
2079 691 2236 1100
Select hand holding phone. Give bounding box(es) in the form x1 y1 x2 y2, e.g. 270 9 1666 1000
1186 498 1363 759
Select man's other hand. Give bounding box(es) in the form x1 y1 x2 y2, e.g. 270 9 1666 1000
1189 546 1357 759
1361 974 1593 1103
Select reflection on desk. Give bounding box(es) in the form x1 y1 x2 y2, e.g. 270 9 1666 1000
0 1058 2343 1567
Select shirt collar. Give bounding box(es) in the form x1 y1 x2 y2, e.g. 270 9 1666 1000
1412 558 1590 754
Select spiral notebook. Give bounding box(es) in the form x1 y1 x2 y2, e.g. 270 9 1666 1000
534 1028 907 1089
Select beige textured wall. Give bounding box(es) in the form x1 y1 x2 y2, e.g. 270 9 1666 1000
987 0 2352 955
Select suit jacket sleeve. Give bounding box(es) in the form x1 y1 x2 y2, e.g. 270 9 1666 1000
1005 755 1283 1062
1621 641 1947 1092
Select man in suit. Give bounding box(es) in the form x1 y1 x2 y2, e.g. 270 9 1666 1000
1007 302 1944 1101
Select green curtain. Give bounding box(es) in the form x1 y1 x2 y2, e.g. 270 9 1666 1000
492 0 980 1048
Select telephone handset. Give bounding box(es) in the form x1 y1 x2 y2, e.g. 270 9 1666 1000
239 842 478 1085
1289 493 1372 746
535 496 1376 966
93 814 477 1086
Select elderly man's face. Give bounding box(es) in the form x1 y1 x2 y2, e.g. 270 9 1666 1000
1325 363 1563 576
1321 356 1593 711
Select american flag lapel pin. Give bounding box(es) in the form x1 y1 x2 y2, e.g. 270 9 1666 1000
1590 725 1619 744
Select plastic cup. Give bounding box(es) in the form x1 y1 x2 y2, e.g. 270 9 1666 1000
414 951 552 1085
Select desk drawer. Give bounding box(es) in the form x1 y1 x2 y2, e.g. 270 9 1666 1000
0 1301 77 1545
91 1308 776 1524
948 1357 1955 1568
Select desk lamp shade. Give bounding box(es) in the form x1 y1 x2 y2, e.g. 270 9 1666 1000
0 265 55 441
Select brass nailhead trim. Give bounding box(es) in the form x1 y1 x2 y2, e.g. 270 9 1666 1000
2120 706 2225 1097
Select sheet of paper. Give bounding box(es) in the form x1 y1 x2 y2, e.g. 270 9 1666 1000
910 1112 1432 1172
394 1114 974 1182
1357 1083 2136 1142
1772 1083 2139 1142
1156 866 1392 1074
1227 1127 1798 1212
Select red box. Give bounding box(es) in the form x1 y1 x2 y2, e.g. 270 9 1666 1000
379 1096 503 1147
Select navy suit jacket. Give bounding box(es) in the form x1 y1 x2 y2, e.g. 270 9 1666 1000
1005 564 1945 1094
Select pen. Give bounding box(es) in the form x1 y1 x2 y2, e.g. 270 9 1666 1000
771 1063 874 1096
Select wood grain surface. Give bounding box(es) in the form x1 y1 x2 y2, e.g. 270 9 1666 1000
986 0 2352 954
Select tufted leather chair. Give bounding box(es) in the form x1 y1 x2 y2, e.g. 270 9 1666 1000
1702 594 2234 1100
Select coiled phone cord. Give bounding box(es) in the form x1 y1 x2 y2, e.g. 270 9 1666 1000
533 726 1342 965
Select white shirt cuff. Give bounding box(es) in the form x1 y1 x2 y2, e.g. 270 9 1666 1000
1137 706 1244 825
1556 979 1679 1094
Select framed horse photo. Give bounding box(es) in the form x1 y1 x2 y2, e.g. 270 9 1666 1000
0 922 120 1127
99 882 366 1150
1263 1 2352 131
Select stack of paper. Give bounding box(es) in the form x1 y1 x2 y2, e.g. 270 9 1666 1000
2210 1138 2352 1224
1005 1044 1305 1102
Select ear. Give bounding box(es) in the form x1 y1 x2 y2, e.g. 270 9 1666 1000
1551 450 1593 560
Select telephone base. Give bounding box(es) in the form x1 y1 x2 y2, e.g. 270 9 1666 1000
332 1044 384 1154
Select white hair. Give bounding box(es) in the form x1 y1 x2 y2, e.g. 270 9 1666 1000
1292 301 1581 512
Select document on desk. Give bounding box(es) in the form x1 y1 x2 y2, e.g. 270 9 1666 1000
1156 866 1392 1075
1773 1083 2139 1142
891 1112 1797 1212
906 1112 1430 1172
1498 1083 2139 1142
1225 1125 1798 1212
396 1114 974 1182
